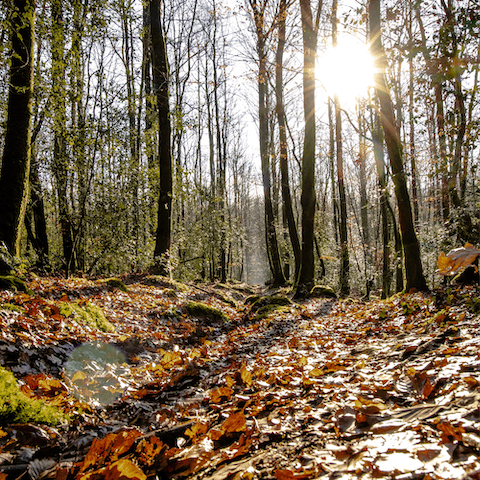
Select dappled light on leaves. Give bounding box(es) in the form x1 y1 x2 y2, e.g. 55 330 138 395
2 277 480 478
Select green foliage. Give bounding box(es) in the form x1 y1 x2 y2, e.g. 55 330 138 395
60 301 114 332
185 301 228 322
0 367 66 425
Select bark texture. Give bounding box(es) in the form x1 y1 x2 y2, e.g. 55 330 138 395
151 0 173 275
294 0 317 298
0 0 35 271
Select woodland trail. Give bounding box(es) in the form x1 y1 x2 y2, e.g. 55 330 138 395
1 276 480 479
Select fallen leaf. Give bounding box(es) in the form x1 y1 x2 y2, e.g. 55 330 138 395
437 243 480 276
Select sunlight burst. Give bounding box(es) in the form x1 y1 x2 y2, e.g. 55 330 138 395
317 37 375 106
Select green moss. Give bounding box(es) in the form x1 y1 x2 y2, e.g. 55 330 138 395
60 301 114 333
250 295 292 312
254 304 290 320
0 367 66 425
0 302 25 313
185 301 228 322
103 278 128 293
309 285 337 299
0 275 33 295
244 295 261 305
163 288 177 298
215 292 237 308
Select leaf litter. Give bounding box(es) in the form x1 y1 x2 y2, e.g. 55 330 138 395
0 276 480 479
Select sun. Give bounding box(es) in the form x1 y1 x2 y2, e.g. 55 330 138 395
316 37 375 106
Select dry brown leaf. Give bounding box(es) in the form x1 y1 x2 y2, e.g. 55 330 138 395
210 387 234 403
275 469 295 480
436 243 480 275
222 411 247 434
80 429 143 472
240 364 252 387
78 459 147 480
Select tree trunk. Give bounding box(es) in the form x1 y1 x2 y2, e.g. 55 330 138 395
408 4 419 225
150 0 173 275
358 107 370 292
371 110 391 298
369 0 428 292
276 0 301 282
249 0 286 287
294 0 317 298
51 0 76 274
0 0 35 273
29 156 49 267
332 0 349 297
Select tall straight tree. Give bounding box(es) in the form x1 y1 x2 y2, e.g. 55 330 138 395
150 0 173 275
51 0 76 274
332 0 349 296
276 0 301 281
248 0 286 286
0 0 36 273
294 0 322 298
369 0 428 292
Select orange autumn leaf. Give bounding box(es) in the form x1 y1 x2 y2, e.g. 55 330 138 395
81 429 143 472
275 469 295 480
184 421 210 441
437 421 464 443
436 243 480 276
225 375 235 388
210 412 247 440
240 364 252 387
78 459 147 480
210 386 234 403
222 411 247 433
160 351 183 369
422 377 435 399
136 436 170 468
308 368 324 378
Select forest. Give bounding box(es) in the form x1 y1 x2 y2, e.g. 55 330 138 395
0 0 478 295
1 0 480 478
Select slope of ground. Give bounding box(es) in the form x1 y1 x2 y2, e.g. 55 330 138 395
0 276 480 480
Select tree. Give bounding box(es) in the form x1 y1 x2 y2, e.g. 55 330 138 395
248 0 286 286
294 0 322 298
0 0 36 273
150 0 173 275
332 0 349 297
276 0 301 282
51 0 77 274
369 0 428 292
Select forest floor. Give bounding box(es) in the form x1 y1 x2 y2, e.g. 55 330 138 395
1 275 480 480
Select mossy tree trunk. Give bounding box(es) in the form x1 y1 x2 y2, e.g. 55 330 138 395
0 0 36 274
369 0 428 293
51 0 76 274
